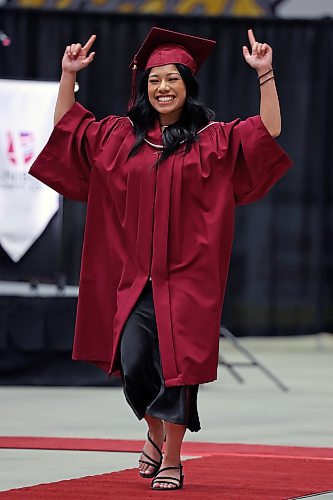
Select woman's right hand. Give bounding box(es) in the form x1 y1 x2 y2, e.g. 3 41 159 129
62 34 96 74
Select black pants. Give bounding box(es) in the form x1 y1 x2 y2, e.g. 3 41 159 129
120 279 201 432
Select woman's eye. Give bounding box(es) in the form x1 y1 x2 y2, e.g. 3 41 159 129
169 78 179 81
149 80 159 84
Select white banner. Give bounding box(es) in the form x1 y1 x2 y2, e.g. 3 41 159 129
0 79 59 262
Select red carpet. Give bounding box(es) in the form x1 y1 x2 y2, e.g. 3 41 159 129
1 435 333 459
1 452 333 499
1 438 333 498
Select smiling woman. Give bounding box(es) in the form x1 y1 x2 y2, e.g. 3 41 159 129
29 26 293 493
128 60 215 165
147 65 186 124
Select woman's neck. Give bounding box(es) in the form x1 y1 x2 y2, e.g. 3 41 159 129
159 110 182 127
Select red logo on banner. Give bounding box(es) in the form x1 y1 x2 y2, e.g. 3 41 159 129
7 131 17 165
5 130 35 166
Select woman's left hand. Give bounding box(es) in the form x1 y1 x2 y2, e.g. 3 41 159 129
242 29 273 75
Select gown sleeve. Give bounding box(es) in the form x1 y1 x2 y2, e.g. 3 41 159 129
29 101 120 202
227 115 293 206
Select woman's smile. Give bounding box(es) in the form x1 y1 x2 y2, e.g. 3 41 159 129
155 95 176 103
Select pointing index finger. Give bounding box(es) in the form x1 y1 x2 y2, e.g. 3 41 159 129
83 34 96 52
248 28 256 47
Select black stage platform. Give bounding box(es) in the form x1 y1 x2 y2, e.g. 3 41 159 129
0 281 119 386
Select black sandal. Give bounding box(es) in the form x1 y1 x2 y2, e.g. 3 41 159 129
151 463 184 490
139 431 163 479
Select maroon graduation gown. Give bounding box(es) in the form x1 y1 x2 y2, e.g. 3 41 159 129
29 102 292 387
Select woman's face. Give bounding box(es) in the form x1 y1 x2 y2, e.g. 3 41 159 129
147 64 186 125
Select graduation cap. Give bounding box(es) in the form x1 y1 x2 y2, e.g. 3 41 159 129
128 27 216 110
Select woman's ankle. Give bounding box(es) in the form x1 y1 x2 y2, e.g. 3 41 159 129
162 453 181 465
144 415 164 442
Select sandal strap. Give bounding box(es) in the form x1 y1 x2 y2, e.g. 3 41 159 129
138 459 159 469
140 450 161 467
152 475 181 485
147 432 163 460
151 464 183 487
156 465 182 474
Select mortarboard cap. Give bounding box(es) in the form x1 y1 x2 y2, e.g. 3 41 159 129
130 27 216 74
128 27 216 109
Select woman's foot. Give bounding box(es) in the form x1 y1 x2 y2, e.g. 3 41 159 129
151 460 184 490
151 420 186 487
139 426 164 477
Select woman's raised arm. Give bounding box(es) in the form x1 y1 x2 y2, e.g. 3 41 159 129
242 29 281 138
54 34 96 125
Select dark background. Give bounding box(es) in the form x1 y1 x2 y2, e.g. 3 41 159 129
0 9 332 339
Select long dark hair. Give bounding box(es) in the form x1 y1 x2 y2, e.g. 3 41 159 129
127 64 215 165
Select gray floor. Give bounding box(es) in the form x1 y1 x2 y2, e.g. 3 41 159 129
1 334 333 495
290 494 333 500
